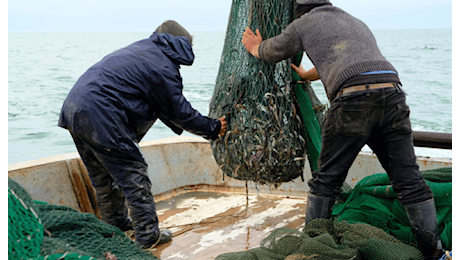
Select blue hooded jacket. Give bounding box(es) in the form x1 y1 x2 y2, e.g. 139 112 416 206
58 33 221 151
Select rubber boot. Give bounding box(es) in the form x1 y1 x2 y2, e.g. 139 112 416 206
404 198 444 260
305 193 336 225
137 228 173 248
116 218 133 232
157 230 173 245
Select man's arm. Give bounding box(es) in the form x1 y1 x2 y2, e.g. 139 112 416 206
291 63 320 82
242 22 302 63
153 67 227 140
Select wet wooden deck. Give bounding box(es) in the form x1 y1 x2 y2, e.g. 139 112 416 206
145 190 307 260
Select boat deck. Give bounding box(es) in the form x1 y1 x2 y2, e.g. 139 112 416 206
142 189 307 260
8 136 451 259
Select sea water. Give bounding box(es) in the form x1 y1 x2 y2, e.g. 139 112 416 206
8 29 452 164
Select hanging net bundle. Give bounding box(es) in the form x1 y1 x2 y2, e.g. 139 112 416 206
209 0 324 185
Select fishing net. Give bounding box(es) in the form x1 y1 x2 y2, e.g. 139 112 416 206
215 168 452 260
209 0 325 185
8 179 44 260
216 220 424 260
8 177 158 260
332 167 453 250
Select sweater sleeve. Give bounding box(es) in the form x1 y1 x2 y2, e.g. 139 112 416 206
258 21 303 63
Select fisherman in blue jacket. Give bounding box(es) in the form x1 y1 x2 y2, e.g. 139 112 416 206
58 20 227 248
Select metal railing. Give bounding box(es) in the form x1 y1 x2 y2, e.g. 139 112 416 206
412 131 452 149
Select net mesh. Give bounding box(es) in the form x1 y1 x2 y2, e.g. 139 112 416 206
8 177 158 260
209 0 325 185
216 168 452 260
8 183 44 260
333 167 453 250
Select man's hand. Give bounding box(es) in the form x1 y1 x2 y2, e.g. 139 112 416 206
218 115 227 137
291 64 320 82
242 27 262 58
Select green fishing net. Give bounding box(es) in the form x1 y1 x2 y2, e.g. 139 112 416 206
8 177 158 260
8 179 44 260
333 167 452 250
209 0 325 185
216 168 452 260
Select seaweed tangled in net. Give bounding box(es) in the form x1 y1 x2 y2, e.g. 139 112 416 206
209 0 323 185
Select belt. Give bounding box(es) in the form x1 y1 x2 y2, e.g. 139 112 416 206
338 83 396 97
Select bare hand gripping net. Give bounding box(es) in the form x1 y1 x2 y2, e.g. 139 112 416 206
209 0 324 185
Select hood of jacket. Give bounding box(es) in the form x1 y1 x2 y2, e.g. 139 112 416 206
150 32 194 66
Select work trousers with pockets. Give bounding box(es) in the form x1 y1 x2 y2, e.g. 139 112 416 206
70 131 160 246
308 87 434 206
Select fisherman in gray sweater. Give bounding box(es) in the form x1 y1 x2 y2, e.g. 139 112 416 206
242 1 444 259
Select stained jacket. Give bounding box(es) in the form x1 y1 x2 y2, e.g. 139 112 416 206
59 32 221 151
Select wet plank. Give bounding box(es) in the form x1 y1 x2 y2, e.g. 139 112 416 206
148 191 307 260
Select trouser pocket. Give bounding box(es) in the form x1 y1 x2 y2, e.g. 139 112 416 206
335 107 370 136
392 103 412 132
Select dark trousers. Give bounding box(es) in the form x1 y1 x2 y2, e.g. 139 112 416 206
308 88 433 205
70 132 160 245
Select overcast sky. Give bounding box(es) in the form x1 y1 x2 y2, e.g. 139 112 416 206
8 0 452 33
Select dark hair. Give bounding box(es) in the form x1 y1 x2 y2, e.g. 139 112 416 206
155 20 193 45
295 4 326 18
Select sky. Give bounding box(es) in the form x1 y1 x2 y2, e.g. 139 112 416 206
7 0 453 33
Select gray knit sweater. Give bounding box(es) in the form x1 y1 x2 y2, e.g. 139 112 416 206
258 5 399 101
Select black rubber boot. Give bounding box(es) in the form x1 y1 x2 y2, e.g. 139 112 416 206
157 229 173 245
404 198 444 260
305 193 336 225
138 229 173 248
116 218 133 232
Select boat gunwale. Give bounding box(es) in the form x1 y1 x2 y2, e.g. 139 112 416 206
8 136 452 214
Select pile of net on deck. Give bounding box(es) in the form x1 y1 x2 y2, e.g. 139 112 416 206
216 167 452 260
209 0 324 185
8 177 157 260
